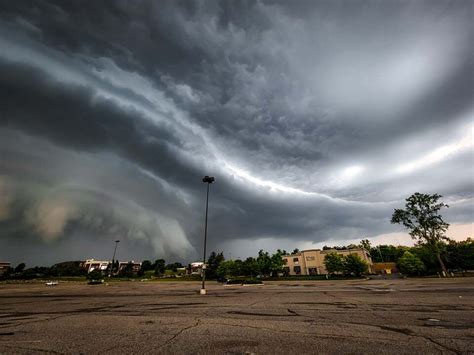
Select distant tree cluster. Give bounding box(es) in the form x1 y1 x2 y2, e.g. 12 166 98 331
2 261 86 280
356 238 473 276
323 253 368 277
366 192 473 276
211 249 285 279
138 259 184 277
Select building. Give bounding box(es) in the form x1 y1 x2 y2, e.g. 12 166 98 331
372 262 398 274
81 259 142 274
0 262 11 276
81 259 110 273
117 261 142 274
282 248 373 275
188 262 204 275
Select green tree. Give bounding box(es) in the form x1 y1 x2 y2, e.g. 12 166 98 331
257 250 272 276
21 266 50 279
291 248 300 255
444 238 474 272
153 259 166 275
391 193 449 274
370 245 407 263
324 252 345 274
343 254 368 276
412 245 439 274
398 251 425 275
141 260 153 272
270 251 284 277
217 260 242 277
118 262 135 278
165 262 183 272
359 239 373 259
14 263 26 273
207 251 225 279
49 261 86 277
242 257 259 277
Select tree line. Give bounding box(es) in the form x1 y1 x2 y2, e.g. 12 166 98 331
2 193 471 280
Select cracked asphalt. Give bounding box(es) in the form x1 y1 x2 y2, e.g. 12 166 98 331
0 278 472 354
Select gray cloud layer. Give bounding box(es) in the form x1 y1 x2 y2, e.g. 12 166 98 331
0 1 472 265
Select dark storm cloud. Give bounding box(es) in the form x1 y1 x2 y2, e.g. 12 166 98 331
0 0 472 264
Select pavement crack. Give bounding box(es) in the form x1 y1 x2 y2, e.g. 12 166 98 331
1 344 65 354
158 318 201 349
348 321 462 354
416 335 462 355
205 321 396 341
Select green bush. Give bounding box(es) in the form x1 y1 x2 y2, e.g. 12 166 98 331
398 251 425 275
343 254 368 276
87 269 103 281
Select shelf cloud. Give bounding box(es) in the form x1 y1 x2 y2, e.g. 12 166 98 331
0 1 472 264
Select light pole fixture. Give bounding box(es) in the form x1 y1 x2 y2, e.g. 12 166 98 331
109 240 120 277
200 175 214 295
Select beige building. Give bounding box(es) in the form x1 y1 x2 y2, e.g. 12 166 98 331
282 248 373 275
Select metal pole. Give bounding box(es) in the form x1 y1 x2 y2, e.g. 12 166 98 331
109 240 120 277
201 182 210 294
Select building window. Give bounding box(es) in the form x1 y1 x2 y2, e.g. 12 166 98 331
308 268 317 275
293 257 299 262
283 259 288 265
294 266 301 274
306 256 315 261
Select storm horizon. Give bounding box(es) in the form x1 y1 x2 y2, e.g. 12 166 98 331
0 0 472 266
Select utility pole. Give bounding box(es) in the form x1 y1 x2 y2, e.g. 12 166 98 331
200 176 214 295
109 240 120 277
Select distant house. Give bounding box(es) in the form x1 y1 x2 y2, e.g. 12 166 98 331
0 262 11 276
117 261 142 274
81 259 142 275
81 259 110 273
188 262 204 275
282 248 373 275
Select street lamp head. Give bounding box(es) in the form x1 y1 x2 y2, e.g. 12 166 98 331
115 240 120 243
202 176 215 183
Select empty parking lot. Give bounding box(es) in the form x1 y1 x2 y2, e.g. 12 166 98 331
0 278 473 354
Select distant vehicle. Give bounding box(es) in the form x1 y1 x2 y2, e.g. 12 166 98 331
217 277 232 284
45 281 58 286
88 279 104 285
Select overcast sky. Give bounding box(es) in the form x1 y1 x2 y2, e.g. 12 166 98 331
0 0 472 266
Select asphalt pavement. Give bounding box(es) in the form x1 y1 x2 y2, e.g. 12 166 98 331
0 278 472 354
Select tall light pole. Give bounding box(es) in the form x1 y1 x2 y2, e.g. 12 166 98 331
200 175 214 295
109 240 120 277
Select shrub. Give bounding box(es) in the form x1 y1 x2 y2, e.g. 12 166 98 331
343 254 368 276
398 251 425 275
87 269 103 281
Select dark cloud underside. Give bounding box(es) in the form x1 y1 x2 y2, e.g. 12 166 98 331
0 0 472 265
